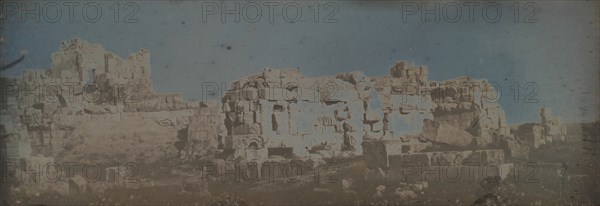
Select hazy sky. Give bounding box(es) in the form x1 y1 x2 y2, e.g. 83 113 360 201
1 0 598 123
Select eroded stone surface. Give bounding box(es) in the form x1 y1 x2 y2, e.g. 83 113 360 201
1 39 586 205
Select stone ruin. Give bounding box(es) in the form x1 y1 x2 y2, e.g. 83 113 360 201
510 107 568 151
533 108 567 147
0 39 569 163
0 39 207 161
215 60 570 183
0 39 223 196
0 39 571 195
216 60 515 161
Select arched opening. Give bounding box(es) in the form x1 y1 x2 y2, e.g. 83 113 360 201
248 142 259 150
273 104 285 112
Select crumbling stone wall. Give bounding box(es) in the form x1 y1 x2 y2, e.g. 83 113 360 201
222 61 513 160
423 78 510 147
1 38 566 168
51 38 153 95
1 39 205 163
186 102 221 158
221 68 370 159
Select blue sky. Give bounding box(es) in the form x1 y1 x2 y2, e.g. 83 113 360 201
1 0 598 124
